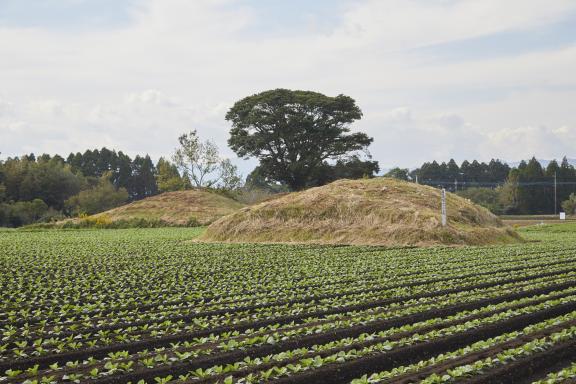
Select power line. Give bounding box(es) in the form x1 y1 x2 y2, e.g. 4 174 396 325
415 180 576 187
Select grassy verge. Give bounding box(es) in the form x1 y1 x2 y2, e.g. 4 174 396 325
22 215 202 230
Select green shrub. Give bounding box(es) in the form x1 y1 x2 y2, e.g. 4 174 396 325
456 187 505 214
65 174 128 216
0 199 49 227
562 193 576 215
186 217 201 227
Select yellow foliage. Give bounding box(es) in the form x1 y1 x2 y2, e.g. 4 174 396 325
80 214 112 228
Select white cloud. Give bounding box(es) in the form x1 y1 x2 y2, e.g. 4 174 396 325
364 104 576 168
0 91 236 166
379 107 413 125
0 98 15 117
1 0 575 171
125 89 180 107
337 0 575 49
434 113 468 131
487 124 576 161
365 108 487 167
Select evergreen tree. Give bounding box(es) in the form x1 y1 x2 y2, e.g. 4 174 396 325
487 159 510 183
517 157 546 214
446 159 460 186
130 155 157 200
115 151 133 192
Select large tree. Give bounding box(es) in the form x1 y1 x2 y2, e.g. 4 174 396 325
226 89 374 190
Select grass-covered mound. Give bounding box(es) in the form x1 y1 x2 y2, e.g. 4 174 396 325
201 178 521 246
94 189 245 226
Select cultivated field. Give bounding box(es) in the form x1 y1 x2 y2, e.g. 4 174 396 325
2 225 576 383
501 215 576 228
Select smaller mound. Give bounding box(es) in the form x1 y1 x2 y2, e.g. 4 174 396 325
201 178 521 246
95 189 244 226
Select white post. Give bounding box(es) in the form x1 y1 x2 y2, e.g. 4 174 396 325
441 188 447 227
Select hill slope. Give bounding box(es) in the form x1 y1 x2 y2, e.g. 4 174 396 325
201 178 521 246
96 190 244 225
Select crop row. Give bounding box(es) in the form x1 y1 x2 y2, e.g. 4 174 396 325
4 281 576 383
2 228 576 383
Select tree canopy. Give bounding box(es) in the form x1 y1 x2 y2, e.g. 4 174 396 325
173 130 242 190
384 167 410 181
65 173 129 216
226 89 375 190
0 149 160 227
156 157 190 193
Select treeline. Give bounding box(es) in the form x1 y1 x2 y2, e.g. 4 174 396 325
0 149 191 227
412 159 511 188
406 157 576 215
66 149 158 200
0 148 380 228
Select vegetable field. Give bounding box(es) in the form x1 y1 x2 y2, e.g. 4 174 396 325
2 225 576 384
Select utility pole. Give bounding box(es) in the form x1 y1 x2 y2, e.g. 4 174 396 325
441 188 447 227
554 172 557 215
454 178 458 192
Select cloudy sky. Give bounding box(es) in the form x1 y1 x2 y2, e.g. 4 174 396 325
1 0 576 173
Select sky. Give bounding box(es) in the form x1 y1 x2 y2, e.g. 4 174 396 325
1 0 576 174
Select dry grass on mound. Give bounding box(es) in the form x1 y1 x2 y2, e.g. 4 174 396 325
200 178 522 246
95 189 244 225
